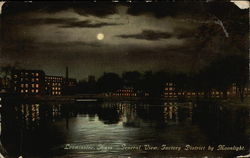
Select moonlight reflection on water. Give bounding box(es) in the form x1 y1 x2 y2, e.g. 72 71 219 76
0 101 249 158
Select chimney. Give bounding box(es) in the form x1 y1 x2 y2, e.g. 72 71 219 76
66 66 69 81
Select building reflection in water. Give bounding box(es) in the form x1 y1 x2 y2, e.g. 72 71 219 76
0 100 249 158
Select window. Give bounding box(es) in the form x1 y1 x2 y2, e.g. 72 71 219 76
25 84 28 88
36 84 39 88
35 89 38 93
36 73 39 76
25 89 28 93
21 84 24 88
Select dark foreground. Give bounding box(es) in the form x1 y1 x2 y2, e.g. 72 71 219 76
0 100 250 158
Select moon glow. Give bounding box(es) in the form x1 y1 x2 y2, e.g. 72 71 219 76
97 33 104 40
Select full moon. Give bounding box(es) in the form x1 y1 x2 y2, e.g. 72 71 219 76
97 33 104 40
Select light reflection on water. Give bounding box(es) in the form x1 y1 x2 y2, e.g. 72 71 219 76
0 100 250 158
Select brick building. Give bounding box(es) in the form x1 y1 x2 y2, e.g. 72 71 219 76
11 70 45 95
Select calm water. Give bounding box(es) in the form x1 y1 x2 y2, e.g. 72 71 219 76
1 100 250 158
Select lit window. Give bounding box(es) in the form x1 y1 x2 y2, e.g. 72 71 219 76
36 84 39 88
32 84 35 88
25 84 28 88
36 78 39 81
31 89 34 93
35 89 38 93
21 84 24 88
36 73 39 76
25 89 28 93
21 90 24 93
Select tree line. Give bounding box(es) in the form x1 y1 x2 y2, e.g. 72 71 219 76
78 55 248 101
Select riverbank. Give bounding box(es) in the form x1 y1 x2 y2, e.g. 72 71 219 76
0 93 249 106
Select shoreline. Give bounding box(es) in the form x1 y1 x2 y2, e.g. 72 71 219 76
0 93 249 105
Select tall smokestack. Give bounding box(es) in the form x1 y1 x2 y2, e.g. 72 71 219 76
66 66 69 80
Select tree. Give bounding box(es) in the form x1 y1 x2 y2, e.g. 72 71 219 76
97 72 123 93
201 55 248 101
122 71 141 89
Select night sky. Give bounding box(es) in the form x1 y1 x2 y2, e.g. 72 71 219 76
1 2 249 80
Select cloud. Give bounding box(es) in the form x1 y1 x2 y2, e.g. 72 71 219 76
126 3 208 18
59 20 120 28
116 30 173 41
3 2 118 17
5 17 77 25
6 17 120 28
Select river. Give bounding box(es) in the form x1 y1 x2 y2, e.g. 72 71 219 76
0 100 249 158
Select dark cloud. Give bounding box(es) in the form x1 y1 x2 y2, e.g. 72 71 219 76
5 17 120 28
59 20 120 28
2 2 118 17
126 2 246 19
5 17 77 26
117 30 173 41
126 3 208 18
